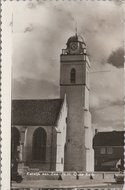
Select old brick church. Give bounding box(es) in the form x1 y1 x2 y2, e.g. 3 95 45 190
11 34 94 172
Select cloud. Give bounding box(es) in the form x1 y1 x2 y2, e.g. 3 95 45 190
113 0 124 6
107 47 124 68
12 1 124 131
27 0 45 9
91 103 124 131
12 1 123 79
12 78 59 99
90 64 124 108
27 2 37 9
24 24 33 33
90 64 124 131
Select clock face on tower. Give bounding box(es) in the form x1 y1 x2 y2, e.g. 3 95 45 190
70 42 78 50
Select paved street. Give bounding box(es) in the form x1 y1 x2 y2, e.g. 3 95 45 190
11 179 124 189
92 183 124 189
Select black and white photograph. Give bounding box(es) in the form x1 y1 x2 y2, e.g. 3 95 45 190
1 0 124 189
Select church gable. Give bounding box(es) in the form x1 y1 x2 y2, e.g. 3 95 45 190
12 99 64 126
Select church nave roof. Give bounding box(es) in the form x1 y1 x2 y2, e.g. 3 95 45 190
12 99 64 126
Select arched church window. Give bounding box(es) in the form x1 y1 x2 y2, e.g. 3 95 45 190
32 127 47 161
11 127 20 160
70 68 76 83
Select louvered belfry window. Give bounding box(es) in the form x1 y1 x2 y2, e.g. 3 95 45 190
70 68 76 83
32 127 47 161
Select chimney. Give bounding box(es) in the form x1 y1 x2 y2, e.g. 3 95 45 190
95 129 98 134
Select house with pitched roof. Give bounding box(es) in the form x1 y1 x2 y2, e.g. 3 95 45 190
93 131 124 171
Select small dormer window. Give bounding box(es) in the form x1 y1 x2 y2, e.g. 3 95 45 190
70 68 76 83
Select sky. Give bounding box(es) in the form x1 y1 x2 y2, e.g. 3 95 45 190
11 0 124 132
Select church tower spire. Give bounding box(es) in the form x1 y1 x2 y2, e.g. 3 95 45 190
60 34 94 171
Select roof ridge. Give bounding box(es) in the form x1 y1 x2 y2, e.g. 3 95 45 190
97 131 124 134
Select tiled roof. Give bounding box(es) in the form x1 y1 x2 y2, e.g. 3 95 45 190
93 131 124 146
12 99 64 126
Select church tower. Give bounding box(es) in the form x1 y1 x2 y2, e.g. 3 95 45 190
60 34 94 171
